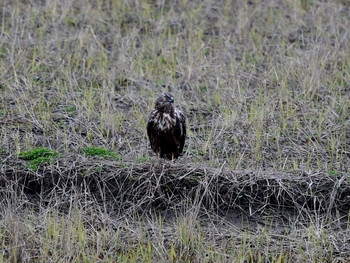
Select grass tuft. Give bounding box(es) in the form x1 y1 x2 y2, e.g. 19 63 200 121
18 147 58 160
79 147 120 160
18 147 59 170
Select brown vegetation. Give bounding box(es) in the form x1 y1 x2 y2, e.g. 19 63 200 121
0 0 349 261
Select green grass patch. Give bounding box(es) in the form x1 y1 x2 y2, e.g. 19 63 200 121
61 106 76 113
79 147 120 160
328 170 340 178
19 147 59 170
136 156 149 163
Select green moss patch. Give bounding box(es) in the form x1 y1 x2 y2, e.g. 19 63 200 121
136 156 149 163
19 147 59 170
79 147 120 160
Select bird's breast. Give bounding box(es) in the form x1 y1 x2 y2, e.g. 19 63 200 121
156 112 176 131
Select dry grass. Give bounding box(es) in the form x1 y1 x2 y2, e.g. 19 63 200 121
0 0 350 261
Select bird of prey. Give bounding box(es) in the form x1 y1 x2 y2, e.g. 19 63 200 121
147 92 186 159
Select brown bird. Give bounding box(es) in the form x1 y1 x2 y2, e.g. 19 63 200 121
147 92 186 159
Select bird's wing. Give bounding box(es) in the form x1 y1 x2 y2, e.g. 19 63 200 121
176 110 186 154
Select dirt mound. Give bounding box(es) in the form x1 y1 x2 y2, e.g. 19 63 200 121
1 154 349 217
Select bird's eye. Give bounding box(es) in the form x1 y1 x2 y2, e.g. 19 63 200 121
166 96 174 103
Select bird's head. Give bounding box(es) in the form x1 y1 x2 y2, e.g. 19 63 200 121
155 92 175 112
164 92 174 103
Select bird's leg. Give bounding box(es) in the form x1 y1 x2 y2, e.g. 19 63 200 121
171 153 174 162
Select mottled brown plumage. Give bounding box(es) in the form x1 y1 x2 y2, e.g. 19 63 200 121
147 93 186 159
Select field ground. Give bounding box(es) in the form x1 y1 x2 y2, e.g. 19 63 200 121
0 0 350 262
